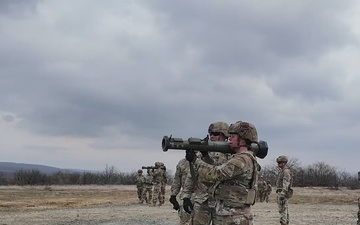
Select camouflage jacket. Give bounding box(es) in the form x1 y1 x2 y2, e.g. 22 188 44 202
183 152 228 206
276 167 293 195
170 158 190 199
162 170 168 186
143 174 153 187
149 168 164 184
257 180 267 192
193 150 259 216
135 175 145 187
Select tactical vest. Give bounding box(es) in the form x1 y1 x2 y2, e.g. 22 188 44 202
276 167 293 198
276 168 293 189
216 151 259 207
144 175 153 185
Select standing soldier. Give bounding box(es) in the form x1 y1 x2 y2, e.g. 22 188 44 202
142 169 153 204
182 121 230 225
169 157 191 225
185 121 261 225
276 155 293 225
265 180 272 203
149 161 165 207
160 163 168 206
135 169 145 203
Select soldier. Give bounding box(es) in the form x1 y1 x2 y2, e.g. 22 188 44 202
182 121 230 225
135 169 145 203
169 157 191 225
257 175 267 202
185 121 261 225
149 161 165 206
142 169 153 204
276 155 293 225
160 163 167 206
265 180 272 203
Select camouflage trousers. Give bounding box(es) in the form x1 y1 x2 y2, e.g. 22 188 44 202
136 186 143 201
189 200 215 225
213 213 253 225
142 185 153 204
160 183 166 204
178 203 192 225
152 183 163 205
277 195 289 224
264 192 270 203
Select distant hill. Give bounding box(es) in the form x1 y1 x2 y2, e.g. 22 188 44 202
0 162 86 178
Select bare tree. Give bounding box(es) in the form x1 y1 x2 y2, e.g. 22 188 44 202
305 162 337 187
102 164 119 184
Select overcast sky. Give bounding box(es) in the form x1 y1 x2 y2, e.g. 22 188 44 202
1 0 359 174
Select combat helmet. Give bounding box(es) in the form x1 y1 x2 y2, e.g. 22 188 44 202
228 121 258 142
138 169 143 173
208 121 229 137
155 162 162 167
276 155 288 163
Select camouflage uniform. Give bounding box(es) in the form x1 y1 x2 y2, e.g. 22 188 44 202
170 158 191 225
182 121 230 225
276 155 293 225
265 181 272 203
191 121 260 225
183 152 229 225
160 163 168 205
257 178 267 202
135 170 145 203
142 170 153 204
193 151 259 225
149 162 165 206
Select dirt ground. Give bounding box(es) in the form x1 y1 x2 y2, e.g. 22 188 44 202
0 185 359 225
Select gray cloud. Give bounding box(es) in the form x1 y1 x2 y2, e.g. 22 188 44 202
2 114 15 122
0 0 39 16
0 0 359 172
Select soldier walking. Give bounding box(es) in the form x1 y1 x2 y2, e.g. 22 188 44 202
149 162 165 206
160 163 167 206
142 169 153 204
135 169 145 203
276 155 293 225
257 176 267 202
265 180 272 203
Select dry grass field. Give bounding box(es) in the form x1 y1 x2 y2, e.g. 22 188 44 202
0 185 360 224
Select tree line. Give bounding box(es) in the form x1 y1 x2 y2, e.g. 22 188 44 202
0 159 358 189
262 157 359 189
0 164 174 186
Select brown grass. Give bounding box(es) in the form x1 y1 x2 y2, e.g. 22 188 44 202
0 185 138 212
269 187 360 204
0 185 359 212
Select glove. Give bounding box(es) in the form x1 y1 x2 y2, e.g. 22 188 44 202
278 195 286 205
183 197 193 214
200 150 208 157
169 195 180 211
185 149 197 163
